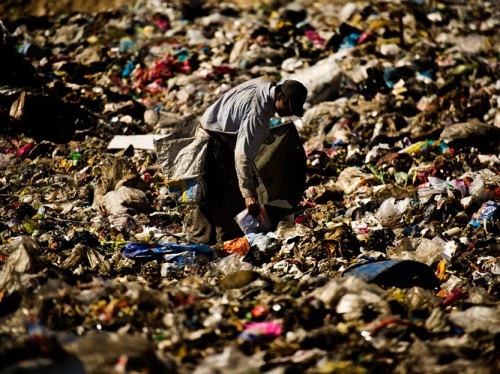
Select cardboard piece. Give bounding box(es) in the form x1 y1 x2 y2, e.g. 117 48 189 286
107 134 166 150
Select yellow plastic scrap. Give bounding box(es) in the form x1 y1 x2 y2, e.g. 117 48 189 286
369 19 392 31
436 260 447 281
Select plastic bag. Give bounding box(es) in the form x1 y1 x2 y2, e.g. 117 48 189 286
282 54 342 103
440 121 500 147
222 236 250 256
375 197 411 228
468 201 499 228
154 123 209 204
234 206 272 235
122 242 214 261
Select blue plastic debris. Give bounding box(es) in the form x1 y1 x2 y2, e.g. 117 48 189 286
469 201 499 228
122 242 215 261
122 60 136 78
339 33 360 51
341 259 439 289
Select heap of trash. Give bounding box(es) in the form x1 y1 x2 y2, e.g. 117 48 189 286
0 0 499 373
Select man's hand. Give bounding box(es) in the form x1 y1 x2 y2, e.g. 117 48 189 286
245 196 260 217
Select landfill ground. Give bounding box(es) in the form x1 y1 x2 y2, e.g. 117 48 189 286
0 0 499 373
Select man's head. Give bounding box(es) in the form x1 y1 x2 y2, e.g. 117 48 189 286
276 80 308 117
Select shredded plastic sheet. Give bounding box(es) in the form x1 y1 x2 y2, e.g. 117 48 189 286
122 242 214 261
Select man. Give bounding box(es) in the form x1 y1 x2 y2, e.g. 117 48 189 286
189 77 308 245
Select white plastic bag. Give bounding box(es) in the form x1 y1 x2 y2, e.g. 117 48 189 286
235 206 272 235
375 197 411 228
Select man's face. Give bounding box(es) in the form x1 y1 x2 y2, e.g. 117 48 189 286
276 94 293 117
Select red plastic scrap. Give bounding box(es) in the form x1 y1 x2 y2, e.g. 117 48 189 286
415 163 443 185
251 304 269 319
369 317 423 336
441 288 466 307
223 236 250 256
175 291 198 306
358 31 375 44
305 30 325 46
16 143 35 157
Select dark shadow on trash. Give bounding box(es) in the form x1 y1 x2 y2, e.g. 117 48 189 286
0 21 97 143
341 259 439 290
0 333 86 374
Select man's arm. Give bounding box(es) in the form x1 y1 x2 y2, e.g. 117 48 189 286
234 112 269 215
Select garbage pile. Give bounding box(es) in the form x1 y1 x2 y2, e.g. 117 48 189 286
0 0 499 373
